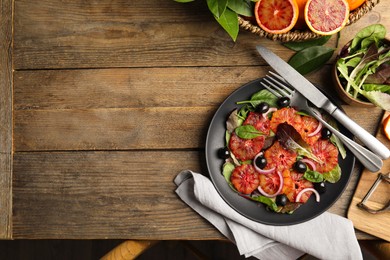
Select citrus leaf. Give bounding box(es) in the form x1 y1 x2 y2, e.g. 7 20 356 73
288 46 335 75
227 0 253 17
207 0 228 18
215 8 239 41
283 36 331 52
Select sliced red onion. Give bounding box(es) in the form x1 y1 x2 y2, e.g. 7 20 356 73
257 171 283 198
308 120 323 137
301 158 316 171
295 188 320 203
253 152 275 174
262 107 277 120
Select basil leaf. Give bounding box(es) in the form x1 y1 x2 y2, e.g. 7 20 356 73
215 7 239 41
303 170 324 183
207 0 228 18
227 0 253 17
283 36 331 52
288 46 335 75
235 125 263 139
323 164 341 183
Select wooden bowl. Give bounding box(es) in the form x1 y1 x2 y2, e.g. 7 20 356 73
332 36 390 107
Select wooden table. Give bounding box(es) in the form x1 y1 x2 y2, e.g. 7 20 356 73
0 0 389 240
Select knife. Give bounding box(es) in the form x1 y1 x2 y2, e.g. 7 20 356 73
256 45 390 160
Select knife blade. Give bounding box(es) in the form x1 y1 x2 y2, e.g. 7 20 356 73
256 45 390 160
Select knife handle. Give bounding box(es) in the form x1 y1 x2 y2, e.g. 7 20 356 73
332 109 390 160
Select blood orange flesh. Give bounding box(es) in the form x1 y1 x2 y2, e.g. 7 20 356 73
254 0 299 34
231 164 260 194
305 0 349 35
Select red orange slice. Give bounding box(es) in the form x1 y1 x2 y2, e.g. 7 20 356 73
254 0 299 34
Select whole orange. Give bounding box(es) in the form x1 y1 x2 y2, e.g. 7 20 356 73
346 0 366 11
294 0 308 29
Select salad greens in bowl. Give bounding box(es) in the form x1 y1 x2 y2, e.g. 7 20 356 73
333 24 390 110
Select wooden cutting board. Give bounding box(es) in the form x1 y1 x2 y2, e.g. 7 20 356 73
348 112 390 242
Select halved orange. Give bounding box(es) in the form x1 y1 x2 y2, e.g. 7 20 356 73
254 0 299 34
347 0 366 11
304 0 349 35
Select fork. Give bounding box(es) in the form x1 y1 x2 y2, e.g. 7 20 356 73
261 72 383 173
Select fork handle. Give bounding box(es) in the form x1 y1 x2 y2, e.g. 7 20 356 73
314 114 383 172
331 109 390 160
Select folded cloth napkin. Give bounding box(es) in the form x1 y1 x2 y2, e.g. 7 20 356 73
174 170 363 260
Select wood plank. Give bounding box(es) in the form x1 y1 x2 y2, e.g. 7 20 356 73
13 0 388 70
14 107 214 151
0 0 13 239
12 151 223 239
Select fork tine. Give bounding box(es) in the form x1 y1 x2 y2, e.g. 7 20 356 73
263 77 291 98
268 71 295 93
260 81 282 98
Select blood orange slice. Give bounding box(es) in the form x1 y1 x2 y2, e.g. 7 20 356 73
304 0 349 35
270 107 302 133
230 164 259 194
254 0 299 34
229 133 265 161
264 141 297 171
311 139 339 172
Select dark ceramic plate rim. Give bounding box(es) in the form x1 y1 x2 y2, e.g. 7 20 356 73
205 78 355 226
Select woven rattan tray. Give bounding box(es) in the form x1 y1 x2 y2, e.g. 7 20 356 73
239 0 380 42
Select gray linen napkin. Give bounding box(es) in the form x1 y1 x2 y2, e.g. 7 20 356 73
174 170 363 260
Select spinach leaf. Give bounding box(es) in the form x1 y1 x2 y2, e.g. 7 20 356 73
288 46 335 75
235 125 263 139
250 195 278 212
283 36 331 52
222 161 235 183
304 170 324 183
350 24 386 53
237 89 278 108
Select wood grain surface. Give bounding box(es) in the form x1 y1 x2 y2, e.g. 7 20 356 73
2 0 390 239
0 0 13 239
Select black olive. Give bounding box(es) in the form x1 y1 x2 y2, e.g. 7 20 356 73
275 194 288 206
277 97 290 108
255 156 267 169
294 160 307 173
255 102 270 114
217 147 230 159
321 128 332 139
314 182 326 194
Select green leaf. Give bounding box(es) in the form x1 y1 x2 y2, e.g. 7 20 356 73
361 90 390 111
303 170 324 183
323 164 341 183
237 89 278 108
250 195 278 211
283 36 331 52
350 24 386 53
288 46 335 75
235 125 263 139
207 0 228 18
227 0 253 17
215 7 239 41
222 162 235 183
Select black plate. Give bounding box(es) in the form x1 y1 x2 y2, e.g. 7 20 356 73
205 78 355 225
